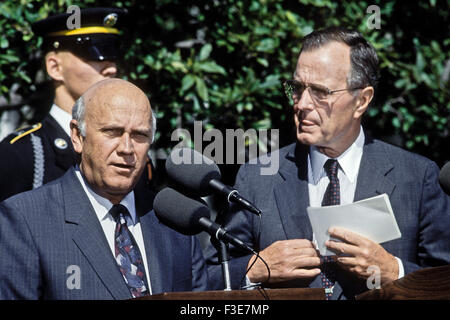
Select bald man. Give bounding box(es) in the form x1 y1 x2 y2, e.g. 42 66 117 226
0 79 208 300
0 8 126 202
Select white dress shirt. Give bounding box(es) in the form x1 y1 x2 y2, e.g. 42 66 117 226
49 104 72 137
307 127 404 279
246 127 403 287
307 128 365 207
74 167 152 293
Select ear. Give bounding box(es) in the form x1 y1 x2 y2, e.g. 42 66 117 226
353 86 374 120
70 119 83 154
45 51 64 82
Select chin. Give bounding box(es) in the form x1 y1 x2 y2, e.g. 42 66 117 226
297 131 319 146
106 177 136 193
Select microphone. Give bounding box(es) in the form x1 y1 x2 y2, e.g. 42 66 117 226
439 162 450 195
154 187 256 254
166 147 262 216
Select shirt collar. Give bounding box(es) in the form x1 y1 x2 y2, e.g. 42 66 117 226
74 165 137 225
309 126 365 184
49 104 72 137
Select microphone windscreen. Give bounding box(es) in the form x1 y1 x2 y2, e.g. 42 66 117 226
165 147 221 196
154 187 211 235
439 162 450 195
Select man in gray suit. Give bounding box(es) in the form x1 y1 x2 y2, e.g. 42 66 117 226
0 79 208 299
205 27 450 299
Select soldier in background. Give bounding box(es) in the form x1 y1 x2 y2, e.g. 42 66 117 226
0 7 154 202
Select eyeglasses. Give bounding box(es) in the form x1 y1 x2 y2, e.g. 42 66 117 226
283 79 364 105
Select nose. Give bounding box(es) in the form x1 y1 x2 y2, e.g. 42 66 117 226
117 133 134 155
294 88 315 112
100 61 117 78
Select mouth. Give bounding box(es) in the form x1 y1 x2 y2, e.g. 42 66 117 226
295 113 319 133
111 163 135 171
300 119 316 126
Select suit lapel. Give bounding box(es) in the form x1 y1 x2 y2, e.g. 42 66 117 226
271 137 397 299
62 168 131 300
354 136 396 202
334 135 396 300
274 143 313 240
134 185 170 294
139 212 172 294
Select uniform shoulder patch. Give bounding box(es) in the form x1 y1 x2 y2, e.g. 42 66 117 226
9 123 42 144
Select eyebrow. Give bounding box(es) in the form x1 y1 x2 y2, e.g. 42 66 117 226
101 125 151 135
291 77 329 90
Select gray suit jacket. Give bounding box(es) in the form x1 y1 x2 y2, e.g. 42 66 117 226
205 136 450 299
0 167 208 299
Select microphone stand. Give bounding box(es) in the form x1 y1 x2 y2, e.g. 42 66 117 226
213 204 232 291
218 240 232 291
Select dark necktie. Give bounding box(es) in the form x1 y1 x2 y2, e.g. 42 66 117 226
110 204 149 298
321 159 340 299
322 159 340 206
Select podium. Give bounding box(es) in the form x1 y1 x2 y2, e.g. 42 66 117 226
134 265 450 300
357 265 450 300
138 288 325 300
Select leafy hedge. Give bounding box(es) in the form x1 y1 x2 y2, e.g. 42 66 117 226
1 0 448 183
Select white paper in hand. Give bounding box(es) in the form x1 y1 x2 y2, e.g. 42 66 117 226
307 194 402 256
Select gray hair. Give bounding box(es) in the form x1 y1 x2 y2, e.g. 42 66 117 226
72 96 157 143
300 27 379 97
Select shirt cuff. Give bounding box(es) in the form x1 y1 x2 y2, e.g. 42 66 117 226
396 257 405 279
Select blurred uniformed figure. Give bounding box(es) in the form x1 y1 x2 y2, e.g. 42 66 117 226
0 7 154 202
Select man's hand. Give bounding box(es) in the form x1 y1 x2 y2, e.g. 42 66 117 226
326 227 399 284
246 239 321 284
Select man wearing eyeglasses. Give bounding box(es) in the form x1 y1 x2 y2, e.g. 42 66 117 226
205 27 450 299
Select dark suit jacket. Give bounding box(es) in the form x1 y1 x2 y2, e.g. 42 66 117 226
205 136 450 299
0 167 208 299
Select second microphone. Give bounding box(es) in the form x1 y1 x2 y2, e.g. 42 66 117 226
165 147 262 216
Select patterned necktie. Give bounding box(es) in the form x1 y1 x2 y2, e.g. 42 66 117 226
321 159 340 299
322 159 340 207
110 204 149 298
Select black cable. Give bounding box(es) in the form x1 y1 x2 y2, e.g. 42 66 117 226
215 202 271 295
240 213 271 297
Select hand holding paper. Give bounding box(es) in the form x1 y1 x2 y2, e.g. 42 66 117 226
307 194 401 256
326 226 400 283
307 194 402 283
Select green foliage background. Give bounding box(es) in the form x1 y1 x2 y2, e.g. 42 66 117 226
1 0 449 183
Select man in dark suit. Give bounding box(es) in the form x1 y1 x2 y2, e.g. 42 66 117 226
0 7 154 202
0 78 208 299
205 27 450 299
